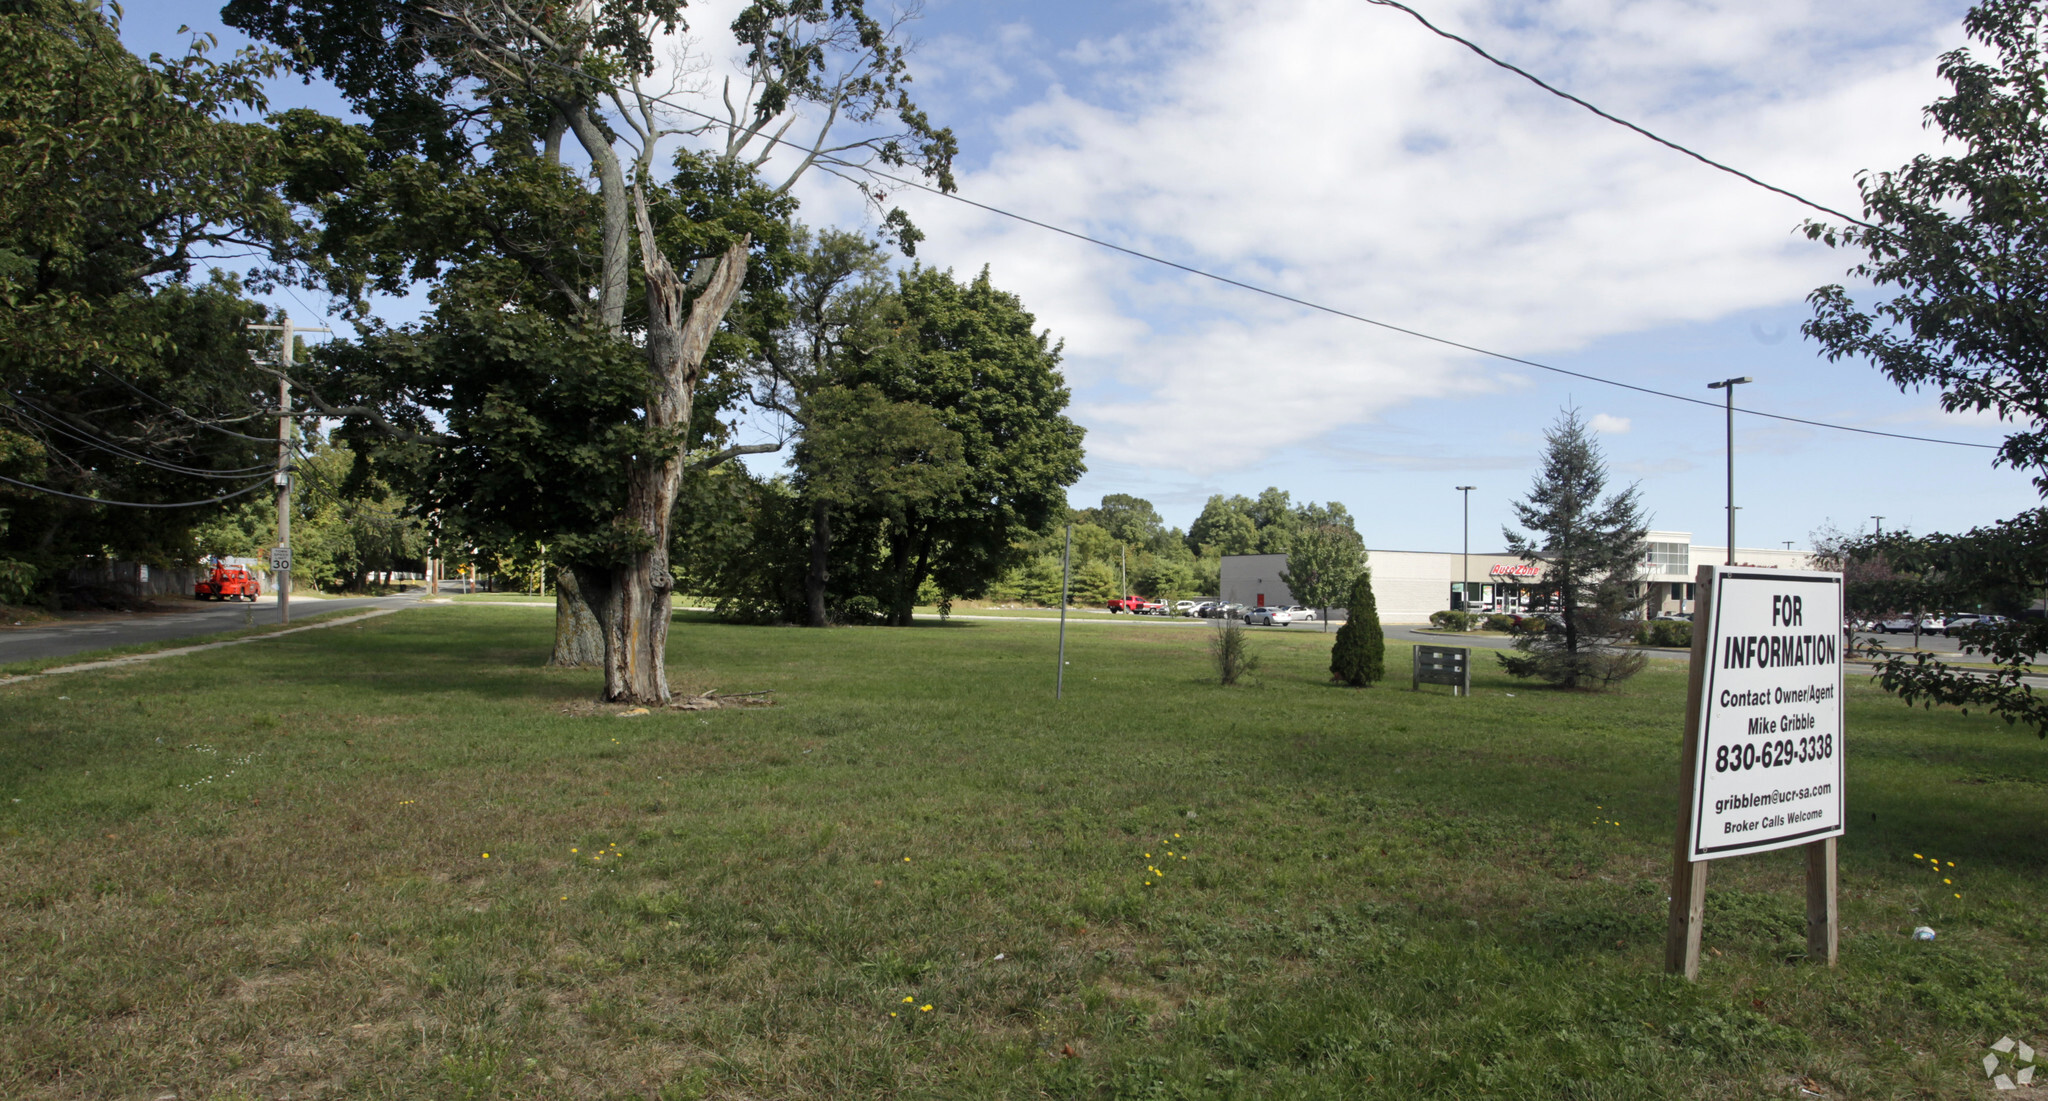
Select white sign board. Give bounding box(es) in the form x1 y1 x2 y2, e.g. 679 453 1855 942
269 547 292 571
1689 567 1845 860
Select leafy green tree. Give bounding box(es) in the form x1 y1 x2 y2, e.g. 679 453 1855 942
830 266 1086 624
1280 502 1365 631
1083 494 1165 548
1329 568 1385 686
0 2 305 590
794 384 968 622
1497 408 1649 689
1803 0 2048 735
230 0 955 701
1188 494 1258 556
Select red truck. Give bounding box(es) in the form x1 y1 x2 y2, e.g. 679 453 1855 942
195 562 261 601
1107 595 1166 614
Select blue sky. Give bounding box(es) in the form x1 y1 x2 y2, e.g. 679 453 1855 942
133 1 2033 554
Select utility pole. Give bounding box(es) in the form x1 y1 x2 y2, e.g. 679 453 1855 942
1455 486 1476 611
247 314 330 624
1707 377 1752 565
1871 515 1884 536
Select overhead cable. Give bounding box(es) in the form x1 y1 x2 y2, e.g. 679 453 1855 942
93 367 283 443
1362 0 1875 229
0 472 275 509
808 153 1995 451
4 395 276 477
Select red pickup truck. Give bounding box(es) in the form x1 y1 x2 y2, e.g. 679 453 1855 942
195 563 261 601
1107 595 1166 614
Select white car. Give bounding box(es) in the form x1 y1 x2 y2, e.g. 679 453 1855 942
1173 600 1200 616
1244 606 1294 626
1284 605 1315 621
1876 615 1944 633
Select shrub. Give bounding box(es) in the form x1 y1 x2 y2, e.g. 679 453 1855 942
1483 613 1516 632
0 559 39 606
1637 619 1695 648
840 595 882 625
1428 609 1473 631
1210 620 1260 685
1330 570 1385 686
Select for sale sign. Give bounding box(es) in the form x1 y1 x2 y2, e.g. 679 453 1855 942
1687 567 1845 860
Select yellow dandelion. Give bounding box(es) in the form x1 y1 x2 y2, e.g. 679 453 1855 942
903 857 911 862
890 1012 897 1017
559 896 567 901
1946 861 1955 867
1167 851 1174 856
482 853 490 859
1913 853 1923 859
1173 833 1180 838
1955 893 1962 898
903 996 915 1003
1181 856 1187 860
1144 853 1150 859
1944 878 1952 884
920 1005 932 1012
571 848 579 853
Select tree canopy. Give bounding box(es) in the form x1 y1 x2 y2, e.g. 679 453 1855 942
0 0 307 590
1804 0 2048 736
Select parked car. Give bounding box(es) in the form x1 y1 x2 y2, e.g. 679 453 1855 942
1652 612 1692 622
1876 615 1945 633
1944 613 2010 636
1186 601 1215 617
1173 600 1200 616
1284 605 1315 621
1244 606 1293 626
1208 602 1246 619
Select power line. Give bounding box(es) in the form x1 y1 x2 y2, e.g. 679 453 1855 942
93 367 282 443
3 394 276 477
0 472 275 509
815 153 1996 451
1362 0 1875 230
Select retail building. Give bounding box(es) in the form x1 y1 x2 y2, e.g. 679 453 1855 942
1220 531 1811 624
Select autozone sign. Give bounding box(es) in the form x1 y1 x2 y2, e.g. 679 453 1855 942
1489 564 1541 577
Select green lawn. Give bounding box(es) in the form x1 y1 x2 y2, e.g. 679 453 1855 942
1 608 2042 1100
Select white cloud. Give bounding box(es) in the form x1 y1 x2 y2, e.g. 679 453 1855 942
1590 413 1632 434
648 0 1978 486
782 0 1970 476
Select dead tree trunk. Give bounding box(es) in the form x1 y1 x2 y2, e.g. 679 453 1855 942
549 565 606 667
590 197 751 703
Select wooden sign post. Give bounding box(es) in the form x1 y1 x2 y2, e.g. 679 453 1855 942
1667 564 1845 979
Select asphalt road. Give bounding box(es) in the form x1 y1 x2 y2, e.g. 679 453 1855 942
0 592 422 666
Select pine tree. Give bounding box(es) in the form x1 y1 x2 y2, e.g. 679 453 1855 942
1498 408 1650 689
1330 567 1385 686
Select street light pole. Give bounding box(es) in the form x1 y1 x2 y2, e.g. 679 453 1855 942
1455 486 1476 611
1871 515 1885 536
1707 377 1752 565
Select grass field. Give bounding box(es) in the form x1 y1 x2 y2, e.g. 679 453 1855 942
1 607 2043 1100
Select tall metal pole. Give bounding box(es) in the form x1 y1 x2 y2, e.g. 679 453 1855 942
1870 516 1884 536
1056 522 1072 700
1455 486 1476 611
1708 377 1751 565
